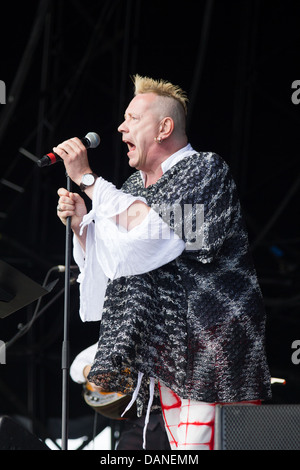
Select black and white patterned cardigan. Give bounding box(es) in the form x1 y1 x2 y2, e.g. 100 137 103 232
88 152 272 414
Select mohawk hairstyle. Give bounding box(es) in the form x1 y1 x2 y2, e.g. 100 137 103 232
132 74 188 115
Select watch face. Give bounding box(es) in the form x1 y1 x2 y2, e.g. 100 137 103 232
82 174 95 186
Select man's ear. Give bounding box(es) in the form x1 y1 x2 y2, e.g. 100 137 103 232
159 116 174 140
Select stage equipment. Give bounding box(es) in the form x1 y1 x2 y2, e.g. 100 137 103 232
214 403 300 450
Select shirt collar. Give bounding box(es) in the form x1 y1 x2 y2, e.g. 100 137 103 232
140 143 195 186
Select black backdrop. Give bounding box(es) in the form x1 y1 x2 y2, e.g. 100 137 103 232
0 0 299 445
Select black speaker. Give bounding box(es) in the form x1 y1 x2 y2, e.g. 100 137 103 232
0 416 49 450
214 404 300 450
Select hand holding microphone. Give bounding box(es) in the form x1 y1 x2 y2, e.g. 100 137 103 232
38 132 100 244
37 132 100 167
37 132 100 189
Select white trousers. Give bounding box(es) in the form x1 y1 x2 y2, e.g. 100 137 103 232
158 382 260 450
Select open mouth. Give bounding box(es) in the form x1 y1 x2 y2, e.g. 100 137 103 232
124 140 136 153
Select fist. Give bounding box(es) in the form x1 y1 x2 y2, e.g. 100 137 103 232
53 137 91 186
57 188 87 233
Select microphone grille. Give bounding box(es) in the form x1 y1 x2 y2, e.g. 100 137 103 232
85 132 100 148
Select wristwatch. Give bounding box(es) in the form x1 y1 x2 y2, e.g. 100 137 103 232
79 173 97 191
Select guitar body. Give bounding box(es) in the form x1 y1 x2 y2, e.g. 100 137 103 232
83 385 136 420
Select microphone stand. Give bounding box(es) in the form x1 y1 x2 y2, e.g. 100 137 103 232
61 173 72 450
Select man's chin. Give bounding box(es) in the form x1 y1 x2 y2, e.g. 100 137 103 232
128 155 140 169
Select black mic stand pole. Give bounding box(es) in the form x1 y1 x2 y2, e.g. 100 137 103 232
61 173 72 450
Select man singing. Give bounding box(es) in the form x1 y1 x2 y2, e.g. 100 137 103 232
56 75 271 450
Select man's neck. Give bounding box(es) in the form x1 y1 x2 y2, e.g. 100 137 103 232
141 141 193 188
144 166 164 188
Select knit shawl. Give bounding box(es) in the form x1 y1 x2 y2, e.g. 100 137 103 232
88 152 272 413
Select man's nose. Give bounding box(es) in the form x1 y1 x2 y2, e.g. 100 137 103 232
117 120 128 133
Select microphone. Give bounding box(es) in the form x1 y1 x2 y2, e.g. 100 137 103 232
37 132 100 167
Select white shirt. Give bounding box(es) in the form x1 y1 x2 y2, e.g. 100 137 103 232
73 144 195 322
70 343 97 383
139 143 195 185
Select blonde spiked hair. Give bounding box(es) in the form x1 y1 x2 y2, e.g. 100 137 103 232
132 74 188 116
132 74 188 136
